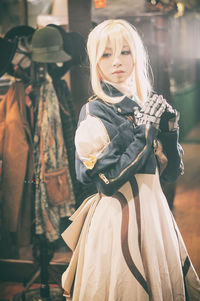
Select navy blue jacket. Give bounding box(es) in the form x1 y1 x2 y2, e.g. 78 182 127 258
75 84 184 196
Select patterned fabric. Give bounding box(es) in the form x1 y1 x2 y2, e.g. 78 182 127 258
34 79 75 242
52 78 97 207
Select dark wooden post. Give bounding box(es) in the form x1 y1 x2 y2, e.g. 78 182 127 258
68 0 92 118
21 0 28 25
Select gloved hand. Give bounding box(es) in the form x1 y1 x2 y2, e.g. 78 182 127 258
160 102 180 132
134 94 167 129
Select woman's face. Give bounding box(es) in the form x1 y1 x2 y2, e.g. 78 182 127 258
98 39 134 84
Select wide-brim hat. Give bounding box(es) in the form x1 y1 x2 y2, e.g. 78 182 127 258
0 38 17 78
47 24 86 78
31 26 71 63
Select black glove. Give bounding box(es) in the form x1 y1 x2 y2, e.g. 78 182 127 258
160 102 180 132
134 94 167 129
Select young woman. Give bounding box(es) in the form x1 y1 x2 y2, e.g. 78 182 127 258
62 19 200 301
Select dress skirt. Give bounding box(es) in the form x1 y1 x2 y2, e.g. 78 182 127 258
62 169 200 301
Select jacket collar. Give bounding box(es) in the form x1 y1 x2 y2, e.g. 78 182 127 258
101 81 140 115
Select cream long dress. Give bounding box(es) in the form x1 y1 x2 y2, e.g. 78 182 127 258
61 115 200 301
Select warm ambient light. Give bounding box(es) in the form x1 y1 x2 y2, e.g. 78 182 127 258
95 0 107 9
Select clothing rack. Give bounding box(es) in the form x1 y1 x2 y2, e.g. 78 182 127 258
12 68 65 301
13 235 64 301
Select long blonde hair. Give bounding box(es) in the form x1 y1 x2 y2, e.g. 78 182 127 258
87 19 152 104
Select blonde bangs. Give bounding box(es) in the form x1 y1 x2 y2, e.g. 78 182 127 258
97 22 136 62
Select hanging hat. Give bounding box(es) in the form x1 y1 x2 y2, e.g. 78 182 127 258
0 38 17 78
47 24 86 78
64 31 86 65
31 26 71 63
47 24 86 65
4 25 36 80
5 25 35 41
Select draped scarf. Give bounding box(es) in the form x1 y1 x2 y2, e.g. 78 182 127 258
34 79 75 242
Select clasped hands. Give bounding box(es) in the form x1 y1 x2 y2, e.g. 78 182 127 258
134 94 179 131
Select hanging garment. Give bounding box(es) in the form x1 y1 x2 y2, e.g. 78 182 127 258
34 79 75 242
52 78 97 208
0 81 34 246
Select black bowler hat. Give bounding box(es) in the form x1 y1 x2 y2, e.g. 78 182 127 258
5 25 35 41
47 24 87 79
0 37 17 78
4 25 36 79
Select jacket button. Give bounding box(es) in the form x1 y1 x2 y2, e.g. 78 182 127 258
117 107 122 113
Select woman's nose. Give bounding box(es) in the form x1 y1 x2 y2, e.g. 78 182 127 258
112 56 121 67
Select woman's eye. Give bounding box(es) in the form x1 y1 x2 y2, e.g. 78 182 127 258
102 53 111 58
121 50 131 55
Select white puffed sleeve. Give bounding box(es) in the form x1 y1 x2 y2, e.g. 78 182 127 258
75 115 110 170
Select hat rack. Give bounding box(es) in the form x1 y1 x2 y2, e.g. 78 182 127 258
0 32 71 301
13 61 66 301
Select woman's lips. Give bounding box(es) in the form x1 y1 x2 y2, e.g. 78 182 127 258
112 70 124 74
